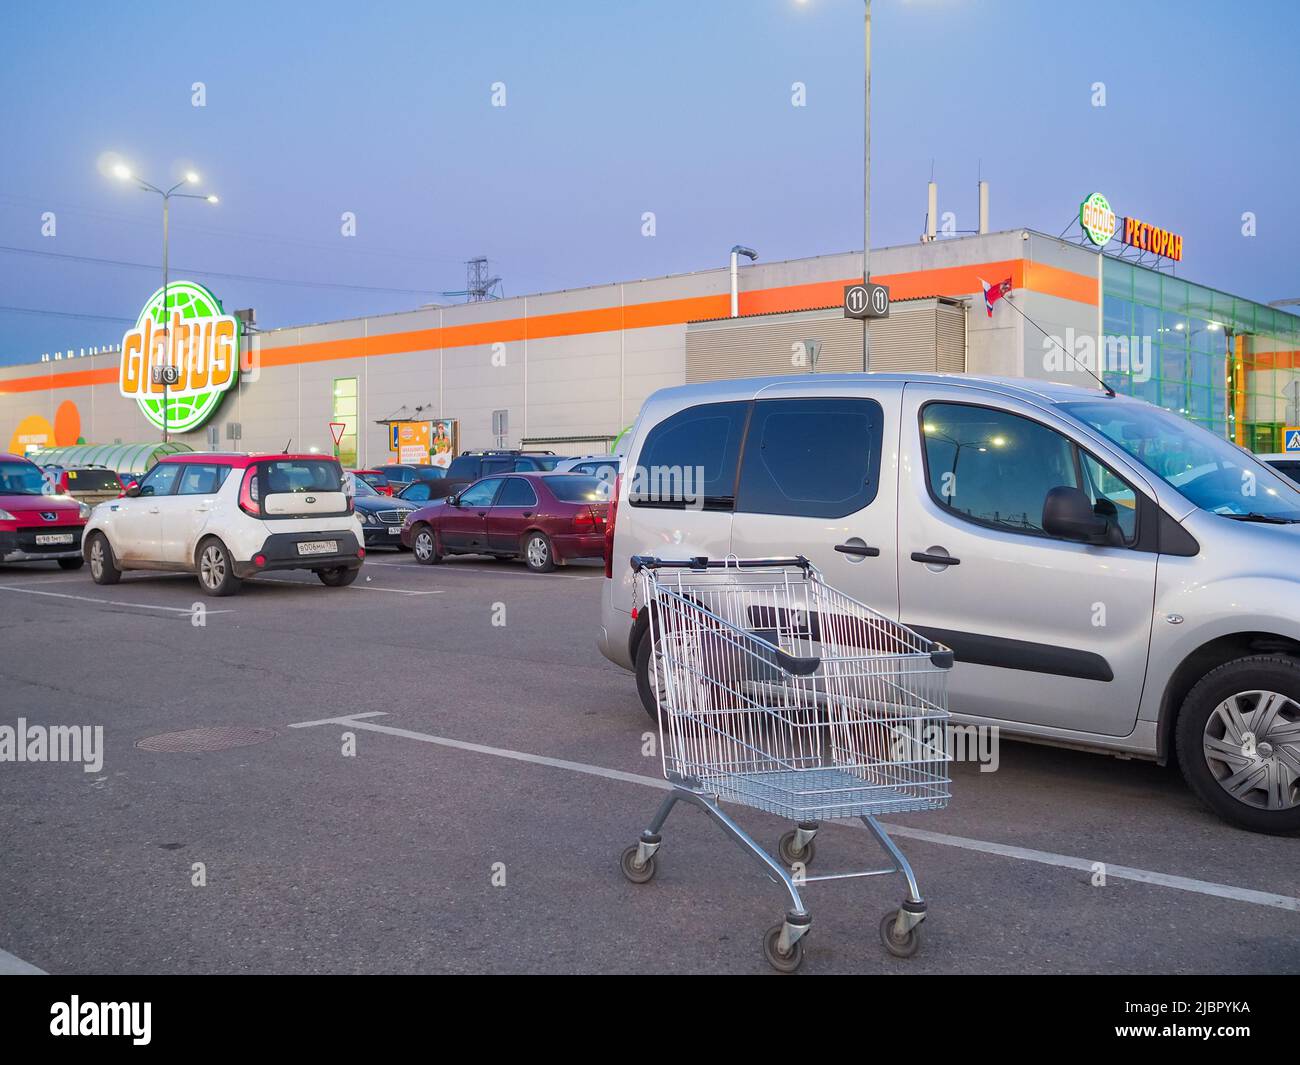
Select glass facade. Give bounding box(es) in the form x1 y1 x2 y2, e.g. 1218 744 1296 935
1101 258 1300 452
332 376 358 467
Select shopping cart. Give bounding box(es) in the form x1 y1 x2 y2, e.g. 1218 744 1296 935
618 555 953 971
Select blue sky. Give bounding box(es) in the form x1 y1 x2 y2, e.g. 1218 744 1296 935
1 0 1297 365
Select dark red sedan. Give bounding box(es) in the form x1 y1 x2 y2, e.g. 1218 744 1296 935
401 472 607 572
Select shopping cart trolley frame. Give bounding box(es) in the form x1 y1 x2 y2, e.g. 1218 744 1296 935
618 554 953 972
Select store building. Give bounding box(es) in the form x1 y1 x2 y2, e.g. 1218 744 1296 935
4 199 1298 469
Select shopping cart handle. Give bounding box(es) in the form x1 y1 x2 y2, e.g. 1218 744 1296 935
930 645 955 670
774 649 821 676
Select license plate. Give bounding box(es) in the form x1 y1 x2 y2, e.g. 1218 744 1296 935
296 540 338 556
387 526 401 535
36 533 75 546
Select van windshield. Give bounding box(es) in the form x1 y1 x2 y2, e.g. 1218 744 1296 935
1062 401 1300 522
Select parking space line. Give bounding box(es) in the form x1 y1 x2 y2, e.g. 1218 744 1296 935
289 711 1300 915
0 586 233 615
0 947 46 975
250 576 444 595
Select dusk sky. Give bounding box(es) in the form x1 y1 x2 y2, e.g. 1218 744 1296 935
1 0 1297 365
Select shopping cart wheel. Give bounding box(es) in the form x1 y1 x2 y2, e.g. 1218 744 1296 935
879 910 923 958
619 844 657 884
762 924 806 973
777 830 816 868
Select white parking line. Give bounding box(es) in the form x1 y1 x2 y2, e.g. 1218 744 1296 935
0 586 233 615
0 947 46 975
289 711 1300 915
250 576 443 596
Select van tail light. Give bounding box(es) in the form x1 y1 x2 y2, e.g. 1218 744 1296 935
238 468 261 517
604 473 621 579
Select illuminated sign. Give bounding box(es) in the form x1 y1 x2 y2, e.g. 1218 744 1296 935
1079 192 1116 246
119 281 239 433
1122 216 1183 261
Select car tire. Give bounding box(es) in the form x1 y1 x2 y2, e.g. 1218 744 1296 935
1175 654 1300 835
87 533 121 585
634 627 665 723
318 566 359 588
195 537 242 597
412 525 441 565
523 532 555 573
58 557 84 571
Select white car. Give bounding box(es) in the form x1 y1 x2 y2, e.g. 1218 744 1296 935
83 452 366 596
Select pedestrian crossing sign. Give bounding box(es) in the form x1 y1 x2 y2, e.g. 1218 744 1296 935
1285 427 1300 453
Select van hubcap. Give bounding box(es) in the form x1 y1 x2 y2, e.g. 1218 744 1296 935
200 546 226 589
1202 690 1300 811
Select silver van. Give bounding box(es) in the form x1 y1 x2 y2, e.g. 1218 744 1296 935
599 373 1300 834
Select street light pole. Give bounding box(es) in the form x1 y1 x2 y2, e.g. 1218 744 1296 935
863 0 871 372
109 162 218 444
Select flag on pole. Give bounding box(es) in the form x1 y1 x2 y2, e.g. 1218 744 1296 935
980 277 1013 317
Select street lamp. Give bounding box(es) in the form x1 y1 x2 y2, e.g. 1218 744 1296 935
110 161 219 442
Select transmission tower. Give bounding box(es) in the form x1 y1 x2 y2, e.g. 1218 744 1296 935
441 257 503 302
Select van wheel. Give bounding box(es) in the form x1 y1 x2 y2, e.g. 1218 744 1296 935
58 557 84 571
1175 655 1300 834
196 538 241 597
318 566 359 587
523 532 555 573
635 628 668 722
87 533 120 585
412 526 441 565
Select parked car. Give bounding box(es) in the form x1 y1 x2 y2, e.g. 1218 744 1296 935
600 372 1300 834
375 463 446 496
1259 454 1300 484
351 469 394 496
402 472 607 572
353 476 419 548
84 452 365 596
41 464 125 505
554 455 619 498
0 452 89 569
425 450 567 504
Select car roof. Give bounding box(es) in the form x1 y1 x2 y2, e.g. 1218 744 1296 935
158 452 336 468
0 452 34 463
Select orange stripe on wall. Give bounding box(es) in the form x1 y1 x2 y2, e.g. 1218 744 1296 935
2 259 1096 395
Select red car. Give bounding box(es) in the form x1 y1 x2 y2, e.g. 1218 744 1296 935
401 472 607 572
350 469 394 496
0 452 89 569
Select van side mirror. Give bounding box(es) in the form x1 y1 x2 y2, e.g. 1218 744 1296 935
1042 485 1109 543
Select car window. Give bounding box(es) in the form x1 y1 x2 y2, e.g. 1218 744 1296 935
446 456 480 479
353 478 379 497
512 458 538 471
736 398 883 518
458 478 503 508
414 467 445 480
497 478 538 507
66 469 122 492
176 464 232 496
1268 460 1300 484
922 402 1138 545
482 458 512 476
545 475 604 502
137 464 180 497
0 459 46 495
261 460 342 494
529 456 562 471
631 400 749 510
401 482 431 501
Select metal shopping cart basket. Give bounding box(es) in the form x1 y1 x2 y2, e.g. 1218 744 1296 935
618 555 953 971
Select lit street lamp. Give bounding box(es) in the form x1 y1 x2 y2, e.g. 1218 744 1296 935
109 161 219 442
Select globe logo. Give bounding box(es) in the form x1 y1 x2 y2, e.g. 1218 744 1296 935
119 281 240 434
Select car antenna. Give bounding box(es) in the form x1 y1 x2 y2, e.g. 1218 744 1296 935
997 294 1116 397
282 438 292 453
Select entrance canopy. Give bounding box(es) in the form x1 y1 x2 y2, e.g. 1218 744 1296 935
25 442 194 476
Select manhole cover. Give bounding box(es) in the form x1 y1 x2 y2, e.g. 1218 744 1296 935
135 727 277 753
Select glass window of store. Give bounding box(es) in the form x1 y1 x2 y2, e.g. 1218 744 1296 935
332 377 358 467
1101 259 1300 452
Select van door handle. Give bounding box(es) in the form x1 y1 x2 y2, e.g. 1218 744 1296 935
835 543 880 557
911 550 960 567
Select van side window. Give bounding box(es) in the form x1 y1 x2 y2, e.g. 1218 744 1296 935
921 402 1138 545
631 401 749 510
736 398 883 518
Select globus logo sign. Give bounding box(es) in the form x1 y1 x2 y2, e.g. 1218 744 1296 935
118 280 240 433
1079 192 1117 247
